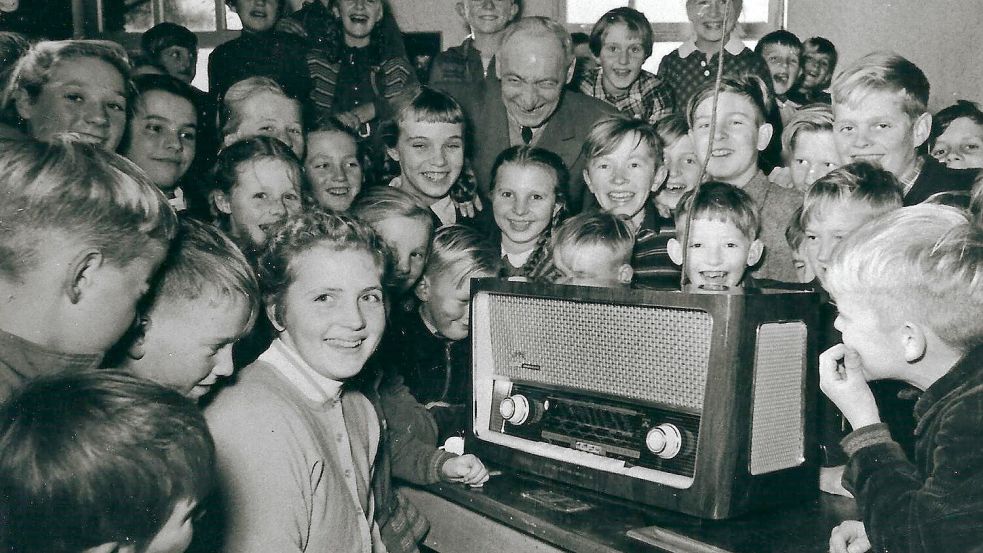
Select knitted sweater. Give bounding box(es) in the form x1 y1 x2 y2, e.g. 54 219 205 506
743 170 802 283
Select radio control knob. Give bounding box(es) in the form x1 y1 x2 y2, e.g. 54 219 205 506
500 395 531 425
646 423 682 459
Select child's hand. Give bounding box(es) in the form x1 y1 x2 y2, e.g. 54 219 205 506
819 344 881 430
768 166 795 189
819 465 854 498
829 520 871 553
453 195 483 219
440 454 490 487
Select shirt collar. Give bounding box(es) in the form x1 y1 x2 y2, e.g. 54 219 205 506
389 176 457 226
167 187 186 212
678 34 746 58
261 338 344 404
897 155 926 197
501 243 534 267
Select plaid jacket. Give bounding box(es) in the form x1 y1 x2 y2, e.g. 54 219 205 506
579 67 675 125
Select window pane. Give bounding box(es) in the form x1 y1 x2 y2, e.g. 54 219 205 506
567 0 629 25
162 0 218 31
638 1 689 23
225 7 242 30
123 0 154 32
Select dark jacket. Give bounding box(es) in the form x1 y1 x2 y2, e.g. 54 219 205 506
207 30 311 103
428 38 497 87
904 156 979 206
841 345 983 553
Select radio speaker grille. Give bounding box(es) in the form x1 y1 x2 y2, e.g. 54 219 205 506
750 322 808 475
487 296 712 410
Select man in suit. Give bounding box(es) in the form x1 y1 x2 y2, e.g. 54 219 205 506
443 16 619 214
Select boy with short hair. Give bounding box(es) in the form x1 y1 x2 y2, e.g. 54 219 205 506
821 204 983 553
0 139 177 403
831 51 979 205
551 211 634 287
782 103 841 192
797 37 836 105
383 224 499 441
578 7 674 125
666 181 763 291
429 0 520 86
583 116 680 288
114 219 259 401
0 370 214 553
142 22 199 84
687 75 802 282
785 207 814 283
754 29 803 123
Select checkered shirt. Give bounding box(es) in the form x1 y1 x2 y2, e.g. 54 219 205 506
579 67 676 125
657 44 771 113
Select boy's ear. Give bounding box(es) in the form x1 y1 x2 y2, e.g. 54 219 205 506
667 238 683 266
13 88 34 122
617 263 634 284
386 146 400 163
211 190 233 215
650 165 669 192
125 315 151 361
755 122 774 152
455 1 466 20
746 239 764 267
65 249 104 304
415 275 432 303
912 112 932 149
901 321 928 363
265 303 285 332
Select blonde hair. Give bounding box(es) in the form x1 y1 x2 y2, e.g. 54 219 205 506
800 161 902 227
219 76 298 138
831 51 930 120
0 138 177 281
824 204 983 350
552 211 634 265
781 103 834 158
422 225 499 288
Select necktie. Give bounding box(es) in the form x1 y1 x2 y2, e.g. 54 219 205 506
521 126 533 145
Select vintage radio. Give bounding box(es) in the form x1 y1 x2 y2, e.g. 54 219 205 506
467 280 820 520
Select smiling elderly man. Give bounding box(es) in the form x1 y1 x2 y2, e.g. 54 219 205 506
442 16 618 214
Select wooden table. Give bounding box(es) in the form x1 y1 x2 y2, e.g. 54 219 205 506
401 469 859 553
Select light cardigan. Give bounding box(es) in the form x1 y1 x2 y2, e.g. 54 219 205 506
205 339 387 552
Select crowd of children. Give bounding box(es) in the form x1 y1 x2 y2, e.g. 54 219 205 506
0 1 982 552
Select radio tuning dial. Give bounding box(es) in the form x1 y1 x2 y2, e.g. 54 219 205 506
500 395 531 425
646 423 682 459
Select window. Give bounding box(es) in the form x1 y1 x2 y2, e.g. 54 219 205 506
563 0 783 73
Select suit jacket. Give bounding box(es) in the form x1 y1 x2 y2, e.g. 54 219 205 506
447 80 619 214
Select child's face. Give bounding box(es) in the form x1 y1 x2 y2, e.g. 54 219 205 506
657 134 702 213
691 92 772 185
133 294 251 400
276 245 386 380
388 119 465 203
419 269 486 341
789 130 841 192
157 45 196 83
800 45 833 91
597 23 648 95
832 293 903 381
372 215 431 294
461 0 517 35
216 158 302 248
931 117 983 170
18 56 127 151
792 247 815 283
803 202 877 279
671 218 762 289
832 90 929 177
333 0 383 47
760 43 801 97
142 497 197 553
305 130 363 211
125 90 198 191
230 91 304 158
232 0 281 32
553 244 632 287
492 162 558 252
686 0 741 46
586 134 663 219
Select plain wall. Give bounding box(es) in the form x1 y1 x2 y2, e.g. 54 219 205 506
787 0 983 112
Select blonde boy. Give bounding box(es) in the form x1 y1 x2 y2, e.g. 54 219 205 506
552 212 634 287
821 204 983 553
830 52 978 205
782 103 841 192
0 139 177 403
116 219 259 400
667 181 763 291
687 75 802 282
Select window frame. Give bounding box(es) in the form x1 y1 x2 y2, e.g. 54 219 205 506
80 0 239 50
